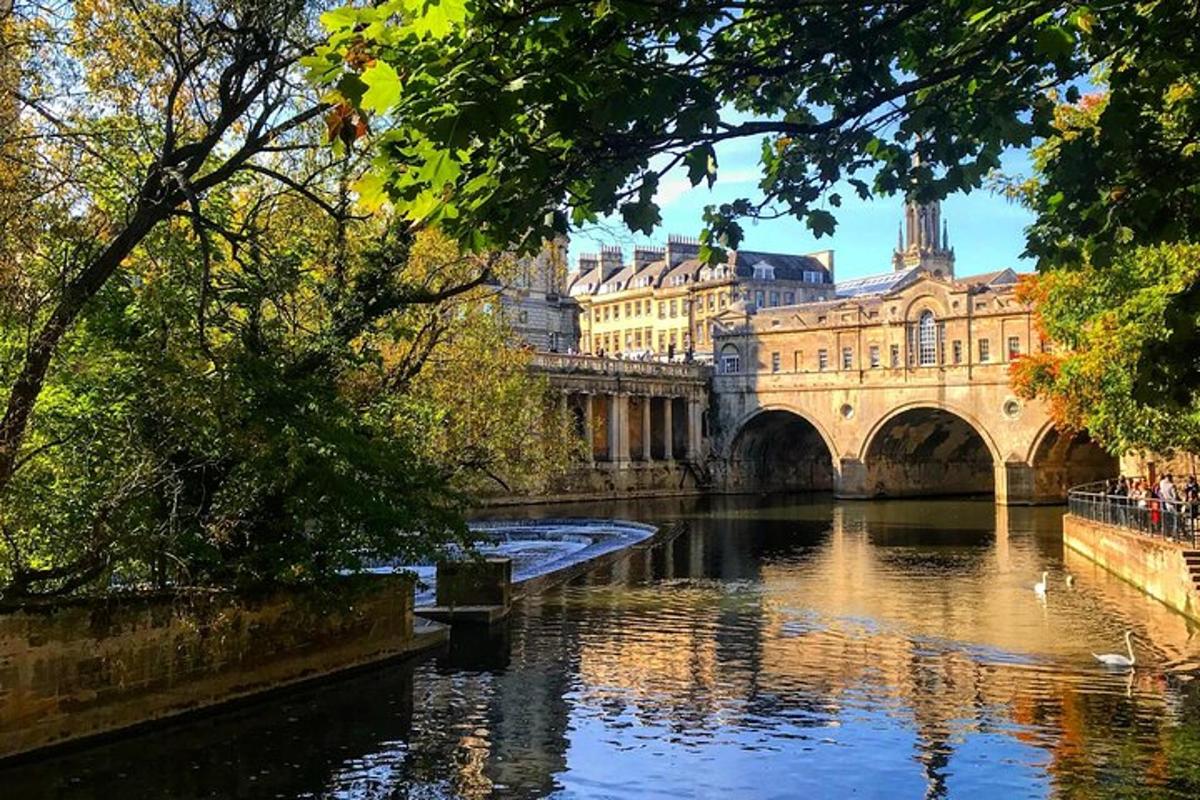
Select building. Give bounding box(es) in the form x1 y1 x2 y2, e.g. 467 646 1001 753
706 196 1117 503
496 237 580 352
567 235 836 359
711 197 1027 379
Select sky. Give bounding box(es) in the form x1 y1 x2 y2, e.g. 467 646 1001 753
568 137 1038 283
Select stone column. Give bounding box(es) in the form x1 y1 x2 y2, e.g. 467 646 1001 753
608 393 631 465
582 393 595 463
663 397 674 461
641 394 652 462
687 399 703 462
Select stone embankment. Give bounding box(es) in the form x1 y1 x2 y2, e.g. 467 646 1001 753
0 519 683 763
1063 514 1200 622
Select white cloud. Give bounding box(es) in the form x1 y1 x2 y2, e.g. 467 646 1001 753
654 167 763 209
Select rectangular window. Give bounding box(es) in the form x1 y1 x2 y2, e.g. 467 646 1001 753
869 345 880 368
818 349 828 371
1008 336 1021 360
708 295 715 310
721 354 740 374
658 333 666 352
594 336 601 353
624 332 632 349
771 352 781 373
755 290 766 307
644 300 651 315
979 338 991 362
890 344 900 368
625 302 631 317
634 330 642 348
658 301 666 319
794 351 803 371
842 346 853 370
670 300 678 318
720 293 729 308
613 304 620 320
593 310 600 323
669 330 677 346
952 340 963 364
783 292 795 305
603 306 610 321
769 291 779 307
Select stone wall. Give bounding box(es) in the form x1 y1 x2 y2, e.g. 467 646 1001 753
1062 515 1200 621
0 575 424 762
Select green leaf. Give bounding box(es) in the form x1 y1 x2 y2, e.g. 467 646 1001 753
684 144 718 188
1034 26 1075 59
360 61 403 113
404 0 468 39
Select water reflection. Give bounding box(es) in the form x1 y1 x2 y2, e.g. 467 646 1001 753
6 495 1200 799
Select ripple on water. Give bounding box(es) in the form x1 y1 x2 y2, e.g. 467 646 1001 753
6 497 1200 799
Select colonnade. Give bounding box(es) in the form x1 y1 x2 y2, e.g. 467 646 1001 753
568 391 704 465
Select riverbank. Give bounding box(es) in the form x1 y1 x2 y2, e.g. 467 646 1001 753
1062 513 1200 622
0 518 679 765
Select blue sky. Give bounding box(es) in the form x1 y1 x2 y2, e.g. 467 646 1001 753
570 138 1038 282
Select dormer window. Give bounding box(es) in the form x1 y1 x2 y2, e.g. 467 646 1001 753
752 261 776 281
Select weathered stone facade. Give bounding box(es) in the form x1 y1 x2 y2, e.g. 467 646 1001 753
497 237 580 352
0 576 432 762
568 235 835 359
708 267 1116 504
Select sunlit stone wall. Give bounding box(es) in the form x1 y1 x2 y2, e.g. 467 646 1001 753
0 576 418 762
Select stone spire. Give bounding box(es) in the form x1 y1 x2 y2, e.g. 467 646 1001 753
891 197 955 278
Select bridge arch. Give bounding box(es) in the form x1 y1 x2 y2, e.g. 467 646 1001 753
727 406 837 492
1026 422 1118 500
859 402 1000 498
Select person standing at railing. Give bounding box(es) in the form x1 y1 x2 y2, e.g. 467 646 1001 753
1160 474 1179 537
1110 476 1129 526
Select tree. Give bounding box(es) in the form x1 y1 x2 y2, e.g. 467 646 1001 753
314 0 1200 453
0 1 574 597
308 0 1111 256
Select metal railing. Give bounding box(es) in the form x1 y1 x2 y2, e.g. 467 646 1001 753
1067 480 1200 548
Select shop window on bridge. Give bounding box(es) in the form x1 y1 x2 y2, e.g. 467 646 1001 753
953 340 963 364
918 311 937 366
818 349 828 371
720 344 741 374
1008 336 1021 360
890 344 900 368
979 338 991 362
771 352 781 373
869 345 880 368
841 346 853 370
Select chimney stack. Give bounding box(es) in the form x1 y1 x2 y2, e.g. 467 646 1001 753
632 245 666 270
665 234 701 267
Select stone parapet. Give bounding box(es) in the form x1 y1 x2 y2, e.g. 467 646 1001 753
0 575 436 762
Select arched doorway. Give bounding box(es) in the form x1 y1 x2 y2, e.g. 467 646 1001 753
729 410 835 492
863 407 996 497
1030 427 1118 501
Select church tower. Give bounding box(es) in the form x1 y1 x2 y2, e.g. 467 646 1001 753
892 197 955 278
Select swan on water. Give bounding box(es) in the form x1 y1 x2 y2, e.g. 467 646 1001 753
1093 631 1136 668
1034 571 1048 597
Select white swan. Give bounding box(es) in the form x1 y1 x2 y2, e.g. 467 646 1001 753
1034 571 1048 598
1094 631 1136 668
1065 573 1075 589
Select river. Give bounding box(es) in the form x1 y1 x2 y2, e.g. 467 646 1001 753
6 495 1200 799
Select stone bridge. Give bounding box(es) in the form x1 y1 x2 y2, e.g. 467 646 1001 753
530 345 1114 505
709 362 1113 505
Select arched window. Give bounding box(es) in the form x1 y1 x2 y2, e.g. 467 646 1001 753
720 343 741 374
918 310 937 366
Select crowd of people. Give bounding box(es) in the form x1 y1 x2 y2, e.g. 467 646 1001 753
1096 474 1200 536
